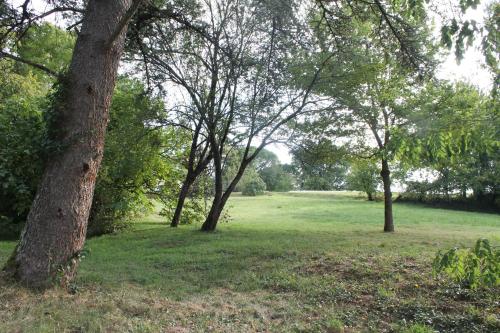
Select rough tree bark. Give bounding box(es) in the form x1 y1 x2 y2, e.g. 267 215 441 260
3 0 139 289
380 158 394 232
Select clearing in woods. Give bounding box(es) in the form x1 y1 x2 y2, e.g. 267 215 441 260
0 192 499 332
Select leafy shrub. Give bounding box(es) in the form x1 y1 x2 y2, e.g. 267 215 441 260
87 78 188 235
433 239 499 289
161 198 207 225
0 61 49 240
160 171 212 225
0 68 188 237
242 177 266 196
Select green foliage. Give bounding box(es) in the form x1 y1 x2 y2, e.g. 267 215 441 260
347 159 380 200
0 23 76 239
439 0 483 62
482 1 500 95
259 164 295 192
0 61 52 238
241 176 266 196
290 139 348 191
433 239 500 289
400 82 499 206
0 24 190 237
88 78 187 236
16 23 75 76
221 147 289 194
161 198 207 225
161 173 212 225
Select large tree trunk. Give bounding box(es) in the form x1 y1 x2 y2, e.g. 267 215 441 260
3 0 136 289
380 159 394 232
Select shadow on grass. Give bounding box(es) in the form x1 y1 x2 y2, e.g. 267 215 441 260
395 200 500 215
75 221 441 300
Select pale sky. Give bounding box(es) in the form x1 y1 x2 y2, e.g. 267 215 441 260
12 0 497 163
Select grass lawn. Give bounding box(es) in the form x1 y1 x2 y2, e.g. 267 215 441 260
0 192 499 332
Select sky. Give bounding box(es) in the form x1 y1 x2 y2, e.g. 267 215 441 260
13 0 496 164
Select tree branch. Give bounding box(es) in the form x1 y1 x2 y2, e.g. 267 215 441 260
106 0 145 49
0 50 59 77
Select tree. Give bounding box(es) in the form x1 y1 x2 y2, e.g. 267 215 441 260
240 170 267 196
195 0 324 231
2 0 145 288
320 63 427 232
347 159 380 201
135 0 327 232
249 149 295 192
168 114 212 228
400 82 499 207
290 139 348 191
259 164 295 192
296 0 444 232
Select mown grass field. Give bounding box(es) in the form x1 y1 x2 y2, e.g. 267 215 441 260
1 192 499 332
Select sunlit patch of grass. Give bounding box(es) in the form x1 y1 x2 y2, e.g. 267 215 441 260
0 192 498 332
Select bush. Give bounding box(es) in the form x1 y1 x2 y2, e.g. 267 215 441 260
433 239 499 289
242 177 266 196
161 198 207 225
0 65 49 239
87 78 187 235
0 73 188 238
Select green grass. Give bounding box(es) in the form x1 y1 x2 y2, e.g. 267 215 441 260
1 192 499 332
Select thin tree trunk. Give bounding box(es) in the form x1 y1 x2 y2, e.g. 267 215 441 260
380 159 394 232
200 168 223 231
3 0 136 289
201 134 223 232
201 201 223 232
200 160 248 232
171 176 194 227
171 149 212 227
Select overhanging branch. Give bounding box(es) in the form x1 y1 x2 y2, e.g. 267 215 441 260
0 50 59 77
